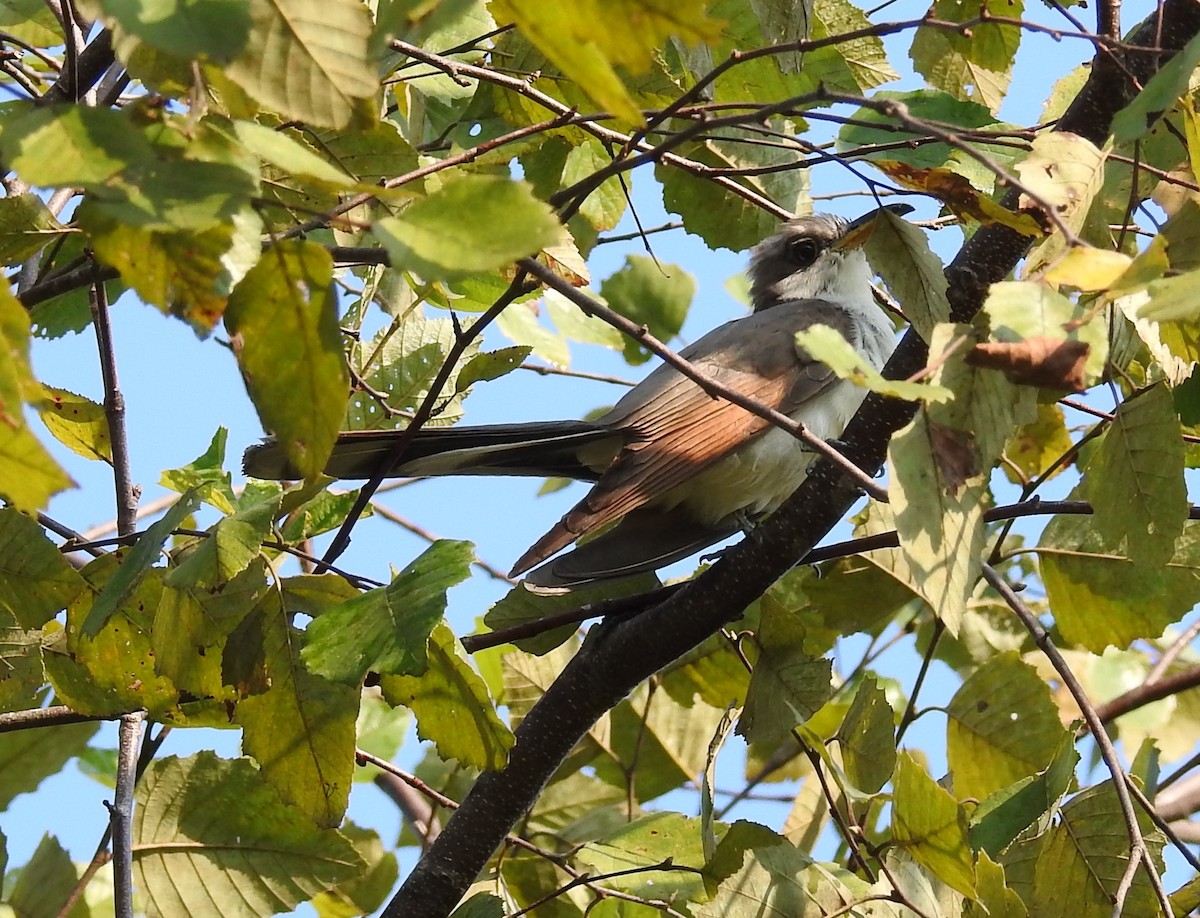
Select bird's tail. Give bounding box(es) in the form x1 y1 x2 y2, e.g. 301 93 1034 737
243 421 618 482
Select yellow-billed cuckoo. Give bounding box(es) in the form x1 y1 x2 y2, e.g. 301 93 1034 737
244 204 909 587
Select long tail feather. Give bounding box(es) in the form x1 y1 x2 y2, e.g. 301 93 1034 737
243 421 618 481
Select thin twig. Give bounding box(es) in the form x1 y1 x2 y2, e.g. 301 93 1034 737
982 564 1173 918
90 281 138 537
0 704 106 733
111 712 143 918
369 502 514 583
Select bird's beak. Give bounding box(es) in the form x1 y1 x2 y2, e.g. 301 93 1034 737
832 202 915 251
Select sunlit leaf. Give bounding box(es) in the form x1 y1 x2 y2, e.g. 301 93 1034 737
237 591 360 827
224 0 378 129
225 240 348 481
0 508 88 629
946 652 1069 802
910 0 1022 112
794 324 952 402
599 255 695 365
134 752 365 916
1001 780 1165 917
1082 384 1187 567
892 752 976 898
379 622 514 771
302 540 474 683
375 176 562 280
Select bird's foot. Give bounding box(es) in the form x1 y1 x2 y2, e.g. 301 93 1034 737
805 437 851 475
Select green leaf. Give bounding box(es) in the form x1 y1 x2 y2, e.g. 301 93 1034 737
0 720 98 809
0 192 66 264
236 592 360 827
165 492 281 590
484 574 658 655
100 0 252 59
0 616 50 709
1082 384 1187 566
489 0 723 123
969 733 1078 858
7 834 87 918
1040 507 1200 652
225 240 348 481
657 120 810 251
346 312 480 430
1002 403 1073 484
375 176 562 280
946 652 1069 802
811 0 898 90
0 284 73 510
302 540 474 683
963 853 1028 918
575 813 711 903
454 345 533 394
863 207 950 343
1112 31 1200 142
153 559 268 698
81 489 202 636
1018 134 1108 273
379 621 514 771
449 893 506 918
892 751 976 898
495 301 571 368
83 204 263 332
0 508 88 628
51 562 185 717
837 90 1009 177
134 752 365 916
738 601 833 744
599 255 694 365
78 489 202 638
1001 780 1165 917
229 120 356 186
909 0 1022 113
0 105 154 187
699 837 873 917
889 324 1032 634
700 705 737 863
562 138 627 231
834 674 896 794
0 0 61 45
308 823 399 918
35 385 112 463
795 323 952 402
593 682 726 803
224 0 378 129
0 423 75 513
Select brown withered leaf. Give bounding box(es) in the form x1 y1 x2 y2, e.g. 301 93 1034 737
872 162 1044 236
965 337 1089 391
928 419 978 493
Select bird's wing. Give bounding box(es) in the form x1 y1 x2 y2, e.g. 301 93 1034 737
510 300 859 575
522 505 740 588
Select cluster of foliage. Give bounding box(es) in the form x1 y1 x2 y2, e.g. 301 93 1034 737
3 0 1200 916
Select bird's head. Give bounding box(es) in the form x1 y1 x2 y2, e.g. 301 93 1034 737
747 204 913 312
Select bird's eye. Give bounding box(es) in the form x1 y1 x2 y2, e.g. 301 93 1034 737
788 237 820 267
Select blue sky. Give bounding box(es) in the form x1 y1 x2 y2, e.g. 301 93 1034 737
10 0 1193 908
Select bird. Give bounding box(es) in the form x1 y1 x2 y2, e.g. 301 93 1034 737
244 204 910 587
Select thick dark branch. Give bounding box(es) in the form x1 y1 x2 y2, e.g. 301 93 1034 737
385 4 1200 915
